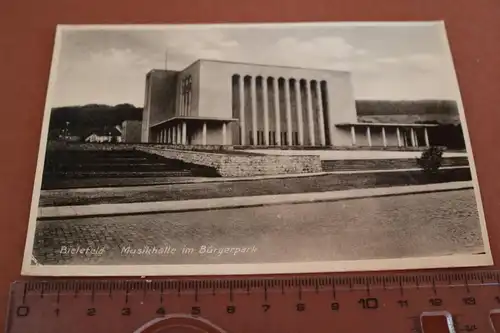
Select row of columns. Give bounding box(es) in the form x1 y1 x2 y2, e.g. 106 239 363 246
350 126 430 147
156 122 188 145
237 75 328 147
155 122 228 145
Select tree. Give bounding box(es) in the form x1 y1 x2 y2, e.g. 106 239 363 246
417 146 444 175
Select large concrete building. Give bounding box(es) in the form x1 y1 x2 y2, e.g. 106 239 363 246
141 59 436 148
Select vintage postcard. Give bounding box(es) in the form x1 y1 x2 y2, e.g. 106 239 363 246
22 21 492 276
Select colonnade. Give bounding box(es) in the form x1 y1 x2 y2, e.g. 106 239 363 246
350 125 430 147
155 122 188 145
234 75 330 146
155 121 228 146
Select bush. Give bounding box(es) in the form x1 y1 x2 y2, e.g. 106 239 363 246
417 146 444 174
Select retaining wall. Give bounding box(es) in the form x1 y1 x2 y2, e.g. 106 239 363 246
135 146 322 177
46 141 451 152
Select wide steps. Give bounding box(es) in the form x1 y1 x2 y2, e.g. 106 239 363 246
44 170 193 179
46 157 150 163
41 176 206 190
46 162 189 172
41 148 219 189
43 149 192 177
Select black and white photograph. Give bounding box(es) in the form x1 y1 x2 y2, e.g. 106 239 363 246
22 21 492 276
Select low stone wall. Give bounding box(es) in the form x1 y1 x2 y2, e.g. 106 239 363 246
46 141 139 151
47 141 449 153
136 146 322 177
46 141 235 152
157 144 234 151
233 145 445 152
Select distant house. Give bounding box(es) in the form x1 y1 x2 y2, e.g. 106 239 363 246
85 126 123 143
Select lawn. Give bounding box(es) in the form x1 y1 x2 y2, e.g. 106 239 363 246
38 168 472 207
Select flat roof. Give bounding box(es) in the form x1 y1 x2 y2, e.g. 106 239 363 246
197 58 351 74
151 116 238 127
146 59 349 76
335 122 440 127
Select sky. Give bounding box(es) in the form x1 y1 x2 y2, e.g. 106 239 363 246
50 22 461 107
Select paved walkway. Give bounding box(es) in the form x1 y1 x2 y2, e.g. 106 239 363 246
32 189 485 266
38 181 473 219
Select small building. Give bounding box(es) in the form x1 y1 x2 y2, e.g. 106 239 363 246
142 59 439 149
85 127 122 143
121 120 142 143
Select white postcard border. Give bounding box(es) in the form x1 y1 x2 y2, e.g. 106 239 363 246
21 21 493 277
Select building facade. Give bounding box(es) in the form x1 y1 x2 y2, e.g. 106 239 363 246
142 59 435 148
121 120 142 143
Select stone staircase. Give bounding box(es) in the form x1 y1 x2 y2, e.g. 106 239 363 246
321 156 469 172
41 148 219 189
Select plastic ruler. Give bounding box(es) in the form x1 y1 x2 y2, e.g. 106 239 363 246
6 270 500 333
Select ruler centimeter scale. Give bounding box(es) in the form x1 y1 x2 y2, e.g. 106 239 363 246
7 270 500 333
